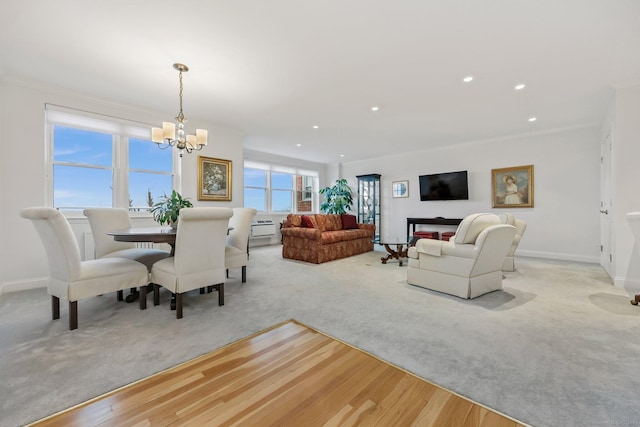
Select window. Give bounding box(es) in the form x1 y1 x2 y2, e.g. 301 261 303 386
243 161 318 213
47 106 173 212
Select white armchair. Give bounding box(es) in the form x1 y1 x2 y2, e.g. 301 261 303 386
225 207 257 283
21 207 149 330
407 213 516 299
150 207 233 319
497 213 527 272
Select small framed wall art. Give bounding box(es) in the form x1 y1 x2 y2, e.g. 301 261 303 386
392 180 409 198
198 156 232 201
491 165 534 208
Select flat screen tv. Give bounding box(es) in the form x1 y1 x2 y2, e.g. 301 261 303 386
419 170 469 201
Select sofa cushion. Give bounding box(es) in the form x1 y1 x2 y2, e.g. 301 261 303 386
320 229 372 244
453 213 501 244
288 214 302 227
341 214 359 229
314 214 342 232
301 215 315 228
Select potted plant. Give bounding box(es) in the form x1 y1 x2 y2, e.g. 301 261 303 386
319 179 353 214
150 190 193 228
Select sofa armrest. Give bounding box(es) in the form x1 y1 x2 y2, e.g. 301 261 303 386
358 223 376 232
281 227 322 240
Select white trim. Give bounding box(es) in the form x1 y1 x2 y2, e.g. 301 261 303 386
0 278 47 296
517 250 600 264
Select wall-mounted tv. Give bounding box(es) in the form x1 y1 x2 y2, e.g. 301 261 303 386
419 170 469 201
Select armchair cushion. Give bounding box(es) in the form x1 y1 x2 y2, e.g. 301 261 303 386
453 213 501 244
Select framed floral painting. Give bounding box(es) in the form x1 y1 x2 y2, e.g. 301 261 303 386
198 156 232 201
491 165 534 208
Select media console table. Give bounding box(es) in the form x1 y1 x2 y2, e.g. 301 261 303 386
406 217 463 239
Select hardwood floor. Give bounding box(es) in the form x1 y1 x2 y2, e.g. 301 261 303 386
30 320 526 426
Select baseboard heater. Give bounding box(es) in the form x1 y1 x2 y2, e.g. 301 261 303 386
251 220 276 237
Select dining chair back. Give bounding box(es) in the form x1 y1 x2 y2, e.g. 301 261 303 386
225 207 257 282
21 207 148 329
83 208 170 271
150 207 233 318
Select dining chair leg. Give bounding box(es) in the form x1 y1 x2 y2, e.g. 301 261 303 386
218 283 224 306
153 284 160 306
176 293 183 319
226 269 229 278
199 287 205 294
117 290 124 301
207 285 213 293
52 296 60 320
69 301 78 330
140 285 147 310
241 266 246 283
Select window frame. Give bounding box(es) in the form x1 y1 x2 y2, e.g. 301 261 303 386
45 106 175 215
243 161 319 214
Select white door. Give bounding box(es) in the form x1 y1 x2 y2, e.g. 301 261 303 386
600 131 613 278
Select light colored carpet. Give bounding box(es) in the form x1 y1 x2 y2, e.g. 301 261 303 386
1 246 639 427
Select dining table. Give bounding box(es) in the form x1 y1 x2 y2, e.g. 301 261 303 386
108 227 178 255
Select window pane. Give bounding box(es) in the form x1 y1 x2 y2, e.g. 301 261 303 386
129 138 172 171
129 172 172 211
244 188 266 212
54 165 112 209
53 126 112 167
272 172 293 190
272 190 292 212
296 191 313 212
244 168 267 187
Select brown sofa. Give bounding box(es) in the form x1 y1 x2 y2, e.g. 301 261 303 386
281 213 375 263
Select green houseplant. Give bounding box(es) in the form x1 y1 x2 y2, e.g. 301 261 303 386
150 190 193 228
319 179 353 214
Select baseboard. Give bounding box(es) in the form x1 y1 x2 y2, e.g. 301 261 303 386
517 249 600 264
614 276 640 291
0 277 47 296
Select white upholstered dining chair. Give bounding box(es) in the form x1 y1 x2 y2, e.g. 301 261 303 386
21 207 149 330
225 207 257 283
83 208 171 308
150 207 233 319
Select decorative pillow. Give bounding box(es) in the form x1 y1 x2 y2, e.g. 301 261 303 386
301 215 315 228
341 214 359 230
453 213 501 244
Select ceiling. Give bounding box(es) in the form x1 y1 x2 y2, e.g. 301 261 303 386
1 1 640 164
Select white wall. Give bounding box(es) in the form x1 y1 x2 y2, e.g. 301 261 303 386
0 77 244 294
339 126 602 263
611 84 640 290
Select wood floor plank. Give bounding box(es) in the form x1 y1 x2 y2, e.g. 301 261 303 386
29 320 527 427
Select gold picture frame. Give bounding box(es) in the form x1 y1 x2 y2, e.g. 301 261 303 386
491 165 534 208
392 180 409 198
198 156 232 201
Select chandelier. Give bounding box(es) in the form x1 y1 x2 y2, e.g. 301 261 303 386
152 63 207 157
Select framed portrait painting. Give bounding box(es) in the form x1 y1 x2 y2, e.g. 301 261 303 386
198 156 232 201
491 165 534 208
392 180 409 198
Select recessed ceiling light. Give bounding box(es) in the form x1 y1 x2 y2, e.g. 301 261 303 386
528 117 537 122
515 84 526 90
296 143 301 147
371 106 379 111
463 76 473 83
313 125 319 129
340 154 344 157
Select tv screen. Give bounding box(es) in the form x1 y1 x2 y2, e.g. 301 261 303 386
419 171 469 201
